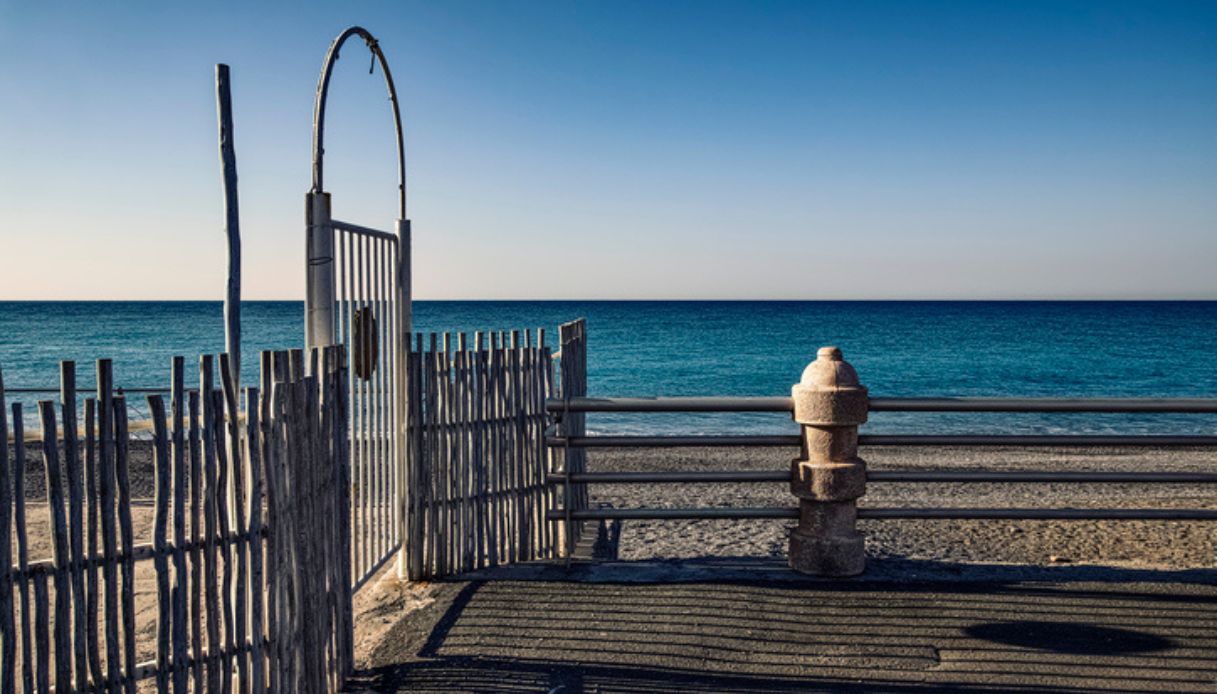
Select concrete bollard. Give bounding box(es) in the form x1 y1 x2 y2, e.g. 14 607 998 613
788 346 868 577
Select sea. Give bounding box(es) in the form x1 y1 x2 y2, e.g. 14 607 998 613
2 300 1215 436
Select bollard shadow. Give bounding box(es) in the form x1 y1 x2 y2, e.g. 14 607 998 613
350 558 1217 693
962 620 1173 656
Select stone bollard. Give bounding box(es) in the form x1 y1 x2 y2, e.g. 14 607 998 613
788 346 868 577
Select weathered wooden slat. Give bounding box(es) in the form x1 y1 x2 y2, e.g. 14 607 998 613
33 571 49 694
439 338 452 576
200 357 222 694
509 331 522 565
306 375 325 693
453 343 466 573
97 359 122 693
211 386 236 694
36 401 71 691
489 335 503 568
147 394 172 693
273 379 296 692
113 398 137 694
84 396 102 688
220 354 249 694
263 379 283 694
13 403 34 694
57 362 90 693
0 370 13 694
244 386 265 694
335 349 354 676
269 353 290 693
259 352 278 694
410 342 424 579
472 333 486 570
170 358 189 693
463 337 476 573
188 389 205 694
286 381 309 692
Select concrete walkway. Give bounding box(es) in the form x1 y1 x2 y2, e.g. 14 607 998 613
347 558 1217 693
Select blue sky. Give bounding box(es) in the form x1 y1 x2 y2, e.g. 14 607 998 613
1 1 1214 299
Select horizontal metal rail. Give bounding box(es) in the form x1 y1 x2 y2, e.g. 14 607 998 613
545 507 1217 521
859 508 1217 520
547 435 798 447
545 470 1217 485
547 507 797 520
869 398 1217 413
547 396 792 412
869 470 1217 483
331 218 399 243
547 470 789 484
862 435 1217 446
546 396 1217 414
546 434 1217 448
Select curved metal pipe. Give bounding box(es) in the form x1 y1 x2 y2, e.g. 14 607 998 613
311 26 407 219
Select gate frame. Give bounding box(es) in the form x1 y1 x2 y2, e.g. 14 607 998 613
304 25 412 582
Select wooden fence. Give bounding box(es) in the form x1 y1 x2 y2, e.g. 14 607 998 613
401 321 587 580
0 348 352 694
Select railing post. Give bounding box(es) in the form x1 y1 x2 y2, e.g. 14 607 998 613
788 346 868 577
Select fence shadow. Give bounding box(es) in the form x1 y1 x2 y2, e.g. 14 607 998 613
349 564 1217 693
457 553 1217 586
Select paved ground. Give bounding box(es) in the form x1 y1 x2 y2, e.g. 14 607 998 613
345 445 1216 692
347 558 1217 693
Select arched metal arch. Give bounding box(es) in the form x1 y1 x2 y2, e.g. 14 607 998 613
311 26 407 219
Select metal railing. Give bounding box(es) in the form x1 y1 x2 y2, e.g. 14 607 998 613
543 395 1217 527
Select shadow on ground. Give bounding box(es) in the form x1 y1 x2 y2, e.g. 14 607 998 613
347 556 1217 693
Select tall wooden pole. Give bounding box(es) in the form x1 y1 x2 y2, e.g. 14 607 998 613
216 64 241 394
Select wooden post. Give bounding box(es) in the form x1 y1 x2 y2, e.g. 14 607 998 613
216 64 242 396
558 319 587 560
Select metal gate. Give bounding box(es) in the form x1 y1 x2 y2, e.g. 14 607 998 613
305 26 410 589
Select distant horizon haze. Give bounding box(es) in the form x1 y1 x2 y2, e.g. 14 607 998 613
2 1 1214 301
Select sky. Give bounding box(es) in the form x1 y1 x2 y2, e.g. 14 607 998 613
1 1 1215 300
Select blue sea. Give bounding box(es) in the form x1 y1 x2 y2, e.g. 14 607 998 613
2 301 1215 436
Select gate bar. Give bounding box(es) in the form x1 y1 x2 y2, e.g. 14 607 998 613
331 219 398 243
